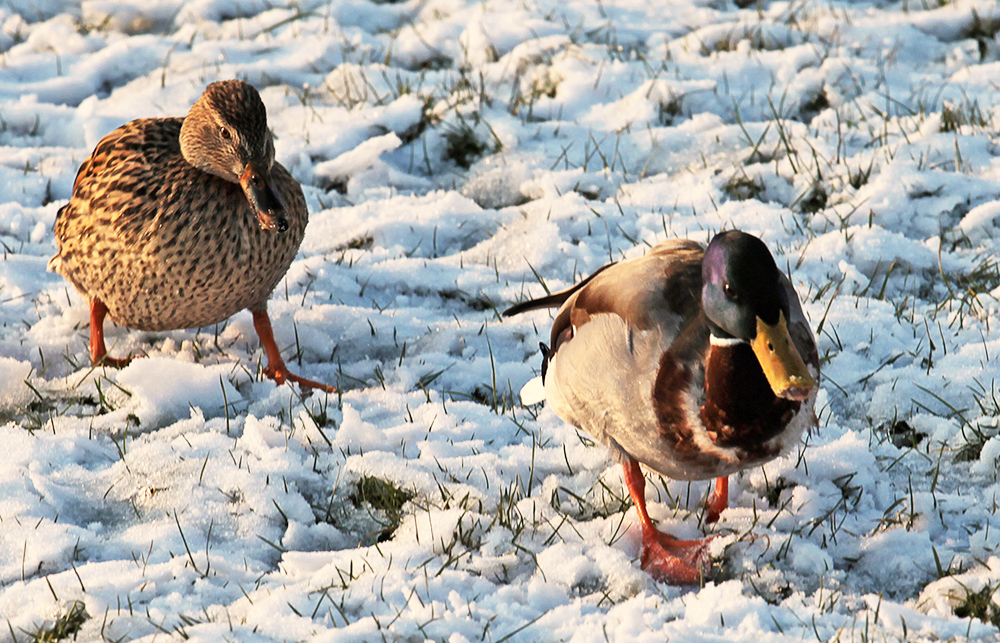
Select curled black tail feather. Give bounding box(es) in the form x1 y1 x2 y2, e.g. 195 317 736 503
502 293 571 317
539 342 551 383
502 262 617 317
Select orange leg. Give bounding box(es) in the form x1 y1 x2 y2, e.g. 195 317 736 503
252 309 336 393
89 300 136 368
704 476 729 524
622 460 712 584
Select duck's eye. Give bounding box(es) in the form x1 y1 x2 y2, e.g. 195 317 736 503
723 282 738 301
220 127 232 140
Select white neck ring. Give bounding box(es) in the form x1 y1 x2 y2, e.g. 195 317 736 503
709 334 746 347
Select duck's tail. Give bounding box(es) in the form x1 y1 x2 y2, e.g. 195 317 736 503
518 375 546 405
502 262 616 317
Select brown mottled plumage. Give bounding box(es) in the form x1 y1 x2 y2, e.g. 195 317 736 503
50 79 334 392
504 232 819 583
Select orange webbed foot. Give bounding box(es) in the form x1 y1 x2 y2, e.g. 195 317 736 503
639 527 714 584
622 459 716 584
253 309 336 394
94 353 140 369
263 364 337 394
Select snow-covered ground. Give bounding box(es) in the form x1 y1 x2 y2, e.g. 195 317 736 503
1 0 1000 640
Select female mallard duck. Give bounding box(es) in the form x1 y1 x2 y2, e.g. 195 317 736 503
49 79 334 392
504 231 818 583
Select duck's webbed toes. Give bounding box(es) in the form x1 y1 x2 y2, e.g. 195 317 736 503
266 365 337 394
95 354 139 368
639 530 714 584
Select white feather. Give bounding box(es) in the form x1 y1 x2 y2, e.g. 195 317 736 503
518 375 547 405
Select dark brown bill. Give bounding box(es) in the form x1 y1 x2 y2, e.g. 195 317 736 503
240 163 288 232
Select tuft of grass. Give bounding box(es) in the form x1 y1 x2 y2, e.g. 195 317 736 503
795 184 828 213
940 99 990 133
443 122 492 169
702 25 794 55
396 95 437 144
916 381 998 463
848 158 875 189
323 176 349 195
951 582 1000 627
437 288 496 311
348 475 415 543
658 95 684 126
954 257 1000 298
882 419 927 449
953 421 996 463
485 478 528 539
963 10 1000 62
27 601 89 642
763 476 796 508
929 251 1000 329
405 54 452 72
723 174 765 201
799 87 830 121
335 235 375 252
531 70 559 100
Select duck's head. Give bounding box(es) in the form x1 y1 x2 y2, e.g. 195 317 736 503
180 79 288 232
701 230 815 401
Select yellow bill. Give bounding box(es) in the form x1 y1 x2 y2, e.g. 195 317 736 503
751 311 816 401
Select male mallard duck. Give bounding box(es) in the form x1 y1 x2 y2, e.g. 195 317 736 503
49 79 334 392
504 231 818 583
